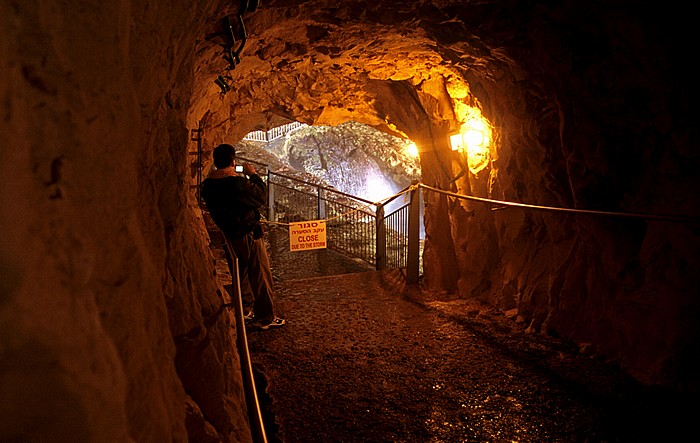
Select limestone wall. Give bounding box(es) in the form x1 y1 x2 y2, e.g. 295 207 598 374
1 1 250 441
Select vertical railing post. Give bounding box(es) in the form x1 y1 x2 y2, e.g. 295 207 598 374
406 182 420 283
189 120 204 205
318 187 326 220
268 174 276 223
376 203 387 270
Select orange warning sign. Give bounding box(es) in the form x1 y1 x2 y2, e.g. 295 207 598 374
289 220 327 251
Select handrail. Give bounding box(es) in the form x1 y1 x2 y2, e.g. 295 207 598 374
224 239 268 443
382 183 416 207
201 157 422 276
271 181 376 218
269 171 376 206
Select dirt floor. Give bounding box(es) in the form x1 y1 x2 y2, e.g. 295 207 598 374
244 227 695 443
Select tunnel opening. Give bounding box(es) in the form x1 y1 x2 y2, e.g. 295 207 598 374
237 121 423 213
203 120 428 275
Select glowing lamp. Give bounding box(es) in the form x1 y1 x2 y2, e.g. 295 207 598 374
463 129 484 147
449 117 492 174
450 130 486 150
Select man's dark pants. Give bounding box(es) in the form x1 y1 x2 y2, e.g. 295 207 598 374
225 231 276 323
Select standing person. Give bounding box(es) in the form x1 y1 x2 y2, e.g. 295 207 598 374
201 143 285 330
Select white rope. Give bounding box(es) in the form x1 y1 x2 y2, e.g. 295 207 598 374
419 183 699 224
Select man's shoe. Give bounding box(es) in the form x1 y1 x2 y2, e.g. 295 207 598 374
258 317 286 330
244 311 255 322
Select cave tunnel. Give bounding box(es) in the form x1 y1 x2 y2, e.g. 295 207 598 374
1 0 699 442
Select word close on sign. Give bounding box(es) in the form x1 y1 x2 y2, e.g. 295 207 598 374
289 220 327 251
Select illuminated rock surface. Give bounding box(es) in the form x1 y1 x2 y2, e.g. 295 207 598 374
1 0 698 442
240 122 421 202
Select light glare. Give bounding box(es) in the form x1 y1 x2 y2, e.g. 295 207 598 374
406 142 419 158
463 129 484 147
364 173 394 203
450 133 464 151
449 113 492 174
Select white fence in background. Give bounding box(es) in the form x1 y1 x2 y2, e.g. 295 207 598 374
243 121 307 142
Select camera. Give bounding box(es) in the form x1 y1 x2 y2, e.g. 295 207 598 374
235 165 244 173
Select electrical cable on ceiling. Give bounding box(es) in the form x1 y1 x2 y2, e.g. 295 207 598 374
214 1 259 94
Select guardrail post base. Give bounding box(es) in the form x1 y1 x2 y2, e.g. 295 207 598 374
318 187 326 219
406 182 420 283
268 182 275 222
376 203 387 270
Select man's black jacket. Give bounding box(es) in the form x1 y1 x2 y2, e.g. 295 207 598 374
200 172 266 239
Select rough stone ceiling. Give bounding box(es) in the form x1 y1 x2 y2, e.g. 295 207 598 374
189 0 501 142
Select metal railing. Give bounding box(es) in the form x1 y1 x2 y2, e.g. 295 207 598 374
379 186 422 283
266 171 422 280
384 201 411 269
197 150 423 281
324 193 377 265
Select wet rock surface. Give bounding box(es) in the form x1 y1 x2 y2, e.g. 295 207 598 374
247 227 696 442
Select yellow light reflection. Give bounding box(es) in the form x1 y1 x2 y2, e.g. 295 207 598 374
463 129 484 147
449 113 492 174
406 141 419 158
450 134 464 151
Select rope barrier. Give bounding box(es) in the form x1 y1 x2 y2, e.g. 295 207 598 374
418 183 700 224
262 179 696 226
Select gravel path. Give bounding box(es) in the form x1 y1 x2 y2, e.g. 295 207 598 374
245 227 694 442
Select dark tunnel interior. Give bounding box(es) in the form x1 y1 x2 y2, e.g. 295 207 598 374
1 0 699 441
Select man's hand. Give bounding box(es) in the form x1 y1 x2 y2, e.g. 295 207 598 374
242 163 256 176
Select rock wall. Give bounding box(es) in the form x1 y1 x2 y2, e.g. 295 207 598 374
1 1 250 441
442 2 700 390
